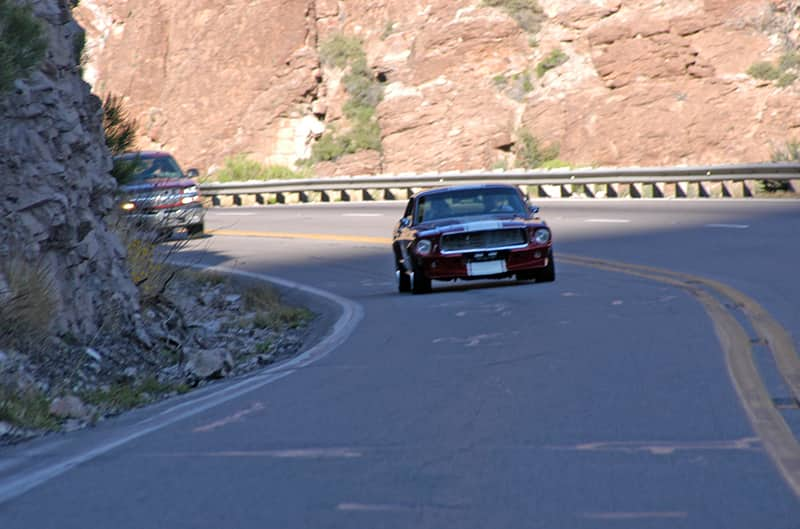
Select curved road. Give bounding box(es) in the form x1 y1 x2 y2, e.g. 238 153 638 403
2 199 800 528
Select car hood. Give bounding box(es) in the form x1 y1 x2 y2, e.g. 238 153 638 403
415 215 542 238
120 178 196 192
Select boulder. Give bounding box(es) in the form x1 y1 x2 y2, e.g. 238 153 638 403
49 396 90 420
185 348 233 381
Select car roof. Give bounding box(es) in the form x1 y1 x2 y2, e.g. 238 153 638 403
413 183 521 199
114 151 173 161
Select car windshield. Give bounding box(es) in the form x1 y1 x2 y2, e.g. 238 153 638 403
415 188 527 223
126 156 184 181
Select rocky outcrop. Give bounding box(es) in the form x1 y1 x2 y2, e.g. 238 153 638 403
0 0 142 341
75 0 322 172
75 0 800 173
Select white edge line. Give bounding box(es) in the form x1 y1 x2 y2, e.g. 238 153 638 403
0 263 363 505
341 213 383 217
584 218 631 224
704 223 750 229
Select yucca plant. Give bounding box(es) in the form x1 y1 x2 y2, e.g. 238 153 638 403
0 0 47 94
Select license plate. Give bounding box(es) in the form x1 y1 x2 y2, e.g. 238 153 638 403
467 260 506 276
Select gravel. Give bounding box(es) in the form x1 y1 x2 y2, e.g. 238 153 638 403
0 271 313 445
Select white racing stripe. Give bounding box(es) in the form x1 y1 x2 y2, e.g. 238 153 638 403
462 220 504 232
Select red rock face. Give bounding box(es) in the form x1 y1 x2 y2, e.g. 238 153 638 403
75 0 799 173
76 0 319 171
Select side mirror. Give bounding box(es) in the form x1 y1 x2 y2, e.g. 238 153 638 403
528 203 540 216
399 217 411 228
186 168 200 178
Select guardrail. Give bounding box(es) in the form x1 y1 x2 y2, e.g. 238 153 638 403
199 163 800 206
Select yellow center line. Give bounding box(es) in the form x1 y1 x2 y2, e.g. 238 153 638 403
209 229 392 245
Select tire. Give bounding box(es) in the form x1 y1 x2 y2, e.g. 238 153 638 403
411 269 432 294
187 222 204 237
397 268 411 293
534 250 556 283
515 270 536 281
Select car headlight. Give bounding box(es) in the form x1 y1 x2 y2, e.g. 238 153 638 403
533 229 551 244
121 201 135 211
415 239 433 255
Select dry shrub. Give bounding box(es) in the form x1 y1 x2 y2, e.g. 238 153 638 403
0 383 59 431
112 217 187 304
0 256 55 348
243 284 313 330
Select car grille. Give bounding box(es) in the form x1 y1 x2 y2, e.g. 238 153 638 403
132 189 185 210
440 228 527 253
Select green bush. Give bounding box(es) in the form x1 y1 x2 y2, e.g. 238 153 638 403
319 33 365 69
514 129 560 168
779 51 800 71
536 48 569 78
765 140 800 192
747 61 781 80
771 140 800 162
82 376 179 411
343 100 376 122
309 117 382 164
492 74 508 88
777 72 798 87
243 283 313 330
103 94 140 184
343 57 383 108
103 94 138 155
746 48 800 85
0 384 59 431
216 154 265 181
214 155 311 182
494 70 535 101
309 132 348 164
483 0 544 34
73 28 86 71
346 119 382 152
381 21 395 40
0 0 48 94
308 35 383 163
519 71 534 92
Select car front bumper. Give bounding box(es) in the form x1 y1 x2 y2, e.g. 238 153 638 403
414 246 551 280
126 204 205 230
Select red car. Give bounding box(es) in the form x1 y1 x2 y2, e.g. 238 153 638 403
115 151 205 237
392 184 555 294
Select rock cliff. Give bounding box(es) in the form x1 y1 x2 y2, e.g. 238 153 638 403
0 0 142 342
74 0 799 174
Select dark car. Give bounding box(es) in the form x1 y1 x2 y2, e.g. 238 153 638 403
392 184 555 294
115 151 205 237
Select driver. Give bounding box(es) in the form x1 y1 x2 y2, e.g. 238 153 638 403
425 198 451 221
485 193 514 213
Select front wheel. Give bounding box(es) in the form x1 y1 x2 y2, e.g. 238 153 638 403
411 269 432 294
534 250 556 283
397 269 411 293
187 222 204 237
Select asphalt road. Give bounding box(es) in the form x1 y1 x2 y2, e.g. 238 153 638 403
2 199 800 529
